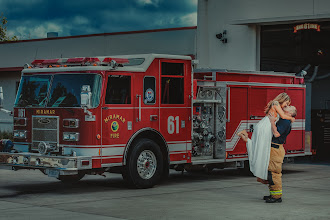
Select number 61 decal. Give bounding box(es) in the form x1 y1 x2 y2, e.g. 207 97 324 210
168 116 180 134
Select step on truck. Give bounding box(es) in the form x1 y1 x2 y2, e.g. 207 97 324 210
0 54 311 188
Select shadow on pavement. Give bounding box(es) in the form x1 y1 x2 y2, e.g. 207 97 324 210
0 165 309 199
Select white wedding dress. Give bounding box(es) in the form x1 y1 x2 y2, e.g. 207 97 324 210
246 116 273 180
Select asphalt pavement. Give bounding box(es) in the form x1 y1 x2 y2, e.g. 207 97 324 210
0 161 330 220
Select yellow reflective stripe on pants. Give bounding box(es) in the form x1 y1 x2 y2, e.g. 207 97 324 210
270 190 282 195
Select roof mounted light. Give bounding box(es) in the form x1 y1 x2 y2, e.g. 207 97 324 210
102 57 129 64
42 59 59 65
31 59 60 67
66 57 85 63
31 60 45 66
66 57 100 64
29 56 127 68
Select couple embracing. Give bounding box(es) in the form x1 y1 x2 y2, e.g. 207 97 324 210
238 93 297 203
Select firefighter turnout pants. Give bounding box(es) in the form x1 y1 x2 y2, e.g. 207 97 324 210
268 143 285 199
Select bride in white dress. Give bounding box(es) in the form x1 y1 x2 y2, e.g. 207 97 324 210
238 93 295 181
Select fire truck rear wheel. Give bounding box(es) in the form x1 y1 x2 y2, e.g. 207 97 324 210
123 138 163 188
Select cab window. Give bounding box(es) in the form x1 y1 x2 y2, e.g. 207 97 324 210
161 62 184 104
105 75 131 104
144 76 156 104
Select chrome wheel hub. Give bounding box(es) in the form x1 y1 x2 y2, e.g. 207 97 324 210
137 150 157 180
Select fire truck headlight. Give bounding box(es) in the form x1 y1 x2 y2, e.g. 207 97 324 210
13 131 19 138
63 132 80 141
63 133 70 140
13 130 27 139
14 117 27 126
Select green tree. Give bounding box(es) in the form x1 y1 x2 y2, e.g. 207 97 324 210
0 13 18 42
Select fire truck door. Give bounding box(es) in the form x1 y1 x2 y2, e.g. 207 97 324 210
284 88 305 153
159 61 191 162
226 86 249 155
134 76 159 131
101 74 134 165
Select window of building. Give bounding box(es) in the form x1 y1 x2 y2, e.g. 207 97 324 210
105 75 131 104
161 62 184 104
144 76 156 104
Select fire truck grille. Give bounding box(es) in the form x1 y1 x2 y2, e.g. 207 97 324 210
32 116 59 151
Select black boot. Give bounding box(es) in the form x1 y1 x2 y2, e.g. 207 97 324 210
265 197 282 203
263 195 271 200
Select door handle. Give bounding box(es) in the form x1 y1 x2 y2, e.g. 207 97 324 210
136 95 141 122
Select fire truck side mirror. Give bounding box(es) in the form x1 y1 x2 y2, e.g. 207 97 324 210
80 85 92 108
0 87 4 108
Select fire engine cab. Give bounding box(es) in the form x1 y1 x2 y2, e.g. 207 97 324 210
0 54 310 188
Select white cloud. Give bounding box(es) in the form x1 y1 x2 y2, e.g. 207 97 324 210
136 0 160 7
153 12 197 28
12 22 64 39
191 0 198 7
73 16 90 25
179 12 197 26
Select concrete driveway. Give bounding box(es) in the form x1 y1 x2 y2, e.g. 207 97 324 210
0 162 329 220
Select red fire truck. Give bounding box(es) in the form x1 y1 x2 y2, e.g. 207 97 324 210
0 54 310 188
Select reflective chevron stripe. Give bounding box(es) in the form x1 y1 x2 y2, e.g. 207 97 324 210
270 190 282 195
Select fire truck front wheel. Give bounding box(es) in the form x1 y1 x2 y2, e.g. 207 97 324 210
123 138 163 188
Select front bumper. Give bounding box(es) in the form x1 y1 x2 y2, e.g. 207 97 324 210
0 152 92 171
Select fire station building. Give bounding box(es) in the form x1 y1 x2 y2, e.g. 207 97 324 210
1 0 330 157
196 0 330 158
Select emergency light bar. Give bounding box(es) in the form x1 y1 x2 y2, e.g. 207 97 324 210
28 57 129 68
102 57 129 64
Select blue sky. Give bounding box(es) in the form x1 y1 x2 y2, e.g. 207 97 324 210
1 0 197 40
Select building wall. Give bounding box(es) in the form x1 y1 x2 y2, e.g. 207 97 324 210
196 0 330 71
0 27 196 68
196 0 330 132
0 27 196 131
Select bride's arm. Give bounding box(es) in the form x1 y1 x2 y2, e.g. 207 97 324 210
269 114 280 137
273 102 295 122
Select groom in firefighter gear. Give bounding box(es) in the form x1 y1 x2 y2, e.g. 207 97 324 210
264 105 297 203
240 105 296 203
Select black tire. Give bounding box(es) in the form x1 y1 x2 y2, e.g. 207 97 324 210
122 138 163 188
58 172 85 184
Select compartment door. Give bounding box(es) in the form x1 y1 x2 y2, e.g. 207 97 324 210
285 88 305 153
226 86 249 156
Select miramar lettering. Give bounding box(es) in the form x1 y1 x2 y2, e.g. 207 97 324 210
36 109 56 115
104 114 126 139
104 114 126 124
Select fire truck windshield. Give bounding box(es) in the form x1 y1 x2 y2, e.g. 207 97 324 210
15 73 102 108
